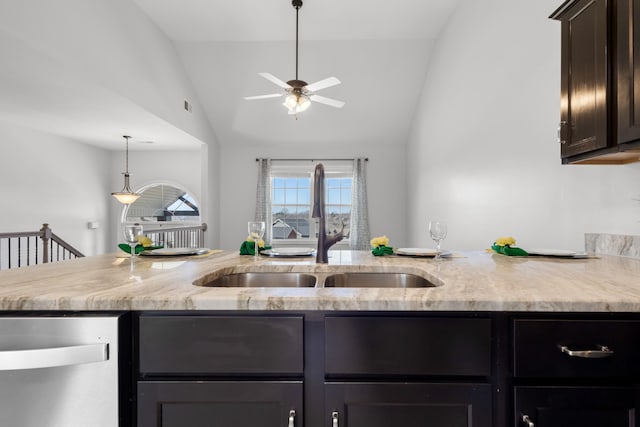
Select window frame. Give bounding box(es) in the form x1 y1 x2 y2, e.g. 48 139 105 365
268 161 353 247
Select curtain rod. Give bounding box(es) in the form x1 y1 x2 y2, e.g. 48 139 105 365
255 158 368 162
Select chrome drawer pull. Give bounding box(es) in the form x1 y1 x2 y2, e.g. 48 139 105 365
332 411 339 427
560 345 614 358
288 410 295 427
522 414 535 427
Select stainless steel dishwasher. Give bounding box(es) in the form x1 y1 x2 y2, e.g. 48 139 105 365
0 314 125 427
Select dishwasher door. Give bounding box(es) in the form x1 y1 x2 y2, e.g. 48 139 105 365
0 315 121 427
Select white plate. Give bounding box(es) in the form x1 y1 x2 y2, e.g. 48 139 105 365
525 248 577 257
141 247 210 256
395 248 451 257
262 247 316 257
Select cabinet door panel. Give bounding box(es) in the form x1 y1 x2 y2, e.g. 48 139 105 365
138 381 303 427
558 0 609 157
515 386 640 427
617 0 640 144
325 382 492 427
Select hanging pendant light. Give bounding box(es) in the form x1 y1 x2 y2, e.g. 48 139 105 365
111 135 140 204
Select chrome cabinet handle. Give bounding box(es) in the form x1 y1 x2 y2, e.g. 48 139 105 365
288 410 295 427
0 343 108 370
560 345 614 358
557 121 568 144
522 414 535 427
332 411 339 427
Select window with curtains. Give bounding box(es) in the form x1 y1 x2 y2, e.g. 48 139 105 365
270 162 353 242
255 158 370 249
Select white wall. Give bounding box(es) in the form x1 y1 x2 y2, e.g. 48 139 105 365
0 120 111 256
219 143 406 250
406 0 640 251
0 0 222 255
0 0 215 145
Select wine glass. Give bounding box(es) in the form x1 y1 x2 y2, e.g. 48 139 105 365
124 224 143 270
428 221 447 260
248 221 266 261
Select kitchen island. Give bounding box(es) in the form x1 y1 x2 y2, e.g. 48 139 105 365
2 250 640 427
0 249 638 311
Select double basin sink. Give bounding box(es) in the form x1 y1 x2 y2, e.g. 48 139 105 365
194 272 438 288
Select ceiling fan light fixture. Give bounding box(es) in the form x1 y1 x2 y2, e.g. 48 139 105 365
284 93 311 114
244 0 344 113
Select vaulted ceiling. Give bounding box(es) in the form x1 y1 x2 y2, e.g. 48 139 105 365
135 0 460 148
0 1 460 150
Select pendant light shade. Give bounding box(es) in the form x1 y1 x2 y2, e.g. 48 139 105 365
111 135 140 204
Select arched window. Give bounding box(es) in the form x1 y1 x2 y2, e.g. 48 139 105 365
122 183 200 225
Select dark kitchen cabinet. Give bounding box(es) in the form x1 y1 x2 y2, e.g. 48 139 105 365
550 0 640 164
138 381 303 427
552 0 609 160
324 315 493 427
326 382 492 427
134 311 640 427
515 386 640 427
512 317 640 426
137 314 305 427
136 312 494 427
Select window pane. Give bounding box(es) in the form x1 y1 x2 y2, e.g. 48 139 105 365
327 188 340 204
273 188 285 204
341 187 352 204
285 188 297 203
273 178 285 188
298 188 310 204
327 178 340 187
298 177 309 187
285 177 298 187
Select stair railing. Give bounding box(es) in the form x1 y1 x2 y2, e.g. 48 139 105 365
0 223 84 270
142 223 208 249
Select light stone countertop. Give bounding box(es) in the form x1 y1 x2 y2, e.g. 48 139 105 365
0 250 639 312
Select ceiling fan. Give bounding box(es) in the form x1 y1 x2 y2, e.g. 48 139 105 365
244 0 345 115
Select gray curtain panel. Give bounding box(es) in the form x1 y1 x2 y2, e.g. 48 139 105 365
350 158 370 249
254 158 272 244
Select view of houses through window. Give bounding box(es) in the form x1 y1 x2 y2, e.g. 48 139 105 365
271 168 352 242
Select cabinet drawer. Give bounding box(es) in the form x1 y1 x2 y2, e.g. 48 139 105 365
325 316 492 377
513 319 640 378
139 315 303 375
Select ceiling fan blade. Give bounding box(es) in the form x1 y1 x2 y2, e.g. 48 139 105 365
310 94 345 109
244 94 283 100
259 72 291 89
305 77 341 92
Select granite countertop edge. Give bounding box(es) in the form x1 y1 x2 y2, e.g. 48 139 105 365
1 250 639 312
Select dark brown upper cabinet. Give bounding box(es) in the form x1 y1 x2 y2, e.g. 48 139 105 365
551 0 640 164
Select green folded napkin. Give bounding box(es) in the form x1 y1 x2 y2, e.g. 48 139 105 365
119 243 144 254
491 244 528 256
239 241 272 255
118 243 163 254
371 245 394 256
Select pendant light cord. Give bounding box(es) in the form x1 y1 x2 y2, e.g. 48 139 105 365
123 135 131 174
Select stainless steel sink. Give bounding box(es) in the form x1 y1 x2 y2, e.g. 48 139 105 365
199 272 317 288
323 272 436 288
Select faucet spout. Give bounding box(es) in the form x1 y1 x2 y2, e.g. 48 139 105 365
312 163 344 263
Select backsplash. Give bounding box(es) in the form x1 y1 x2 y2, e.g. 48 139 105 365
585 233 640 259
